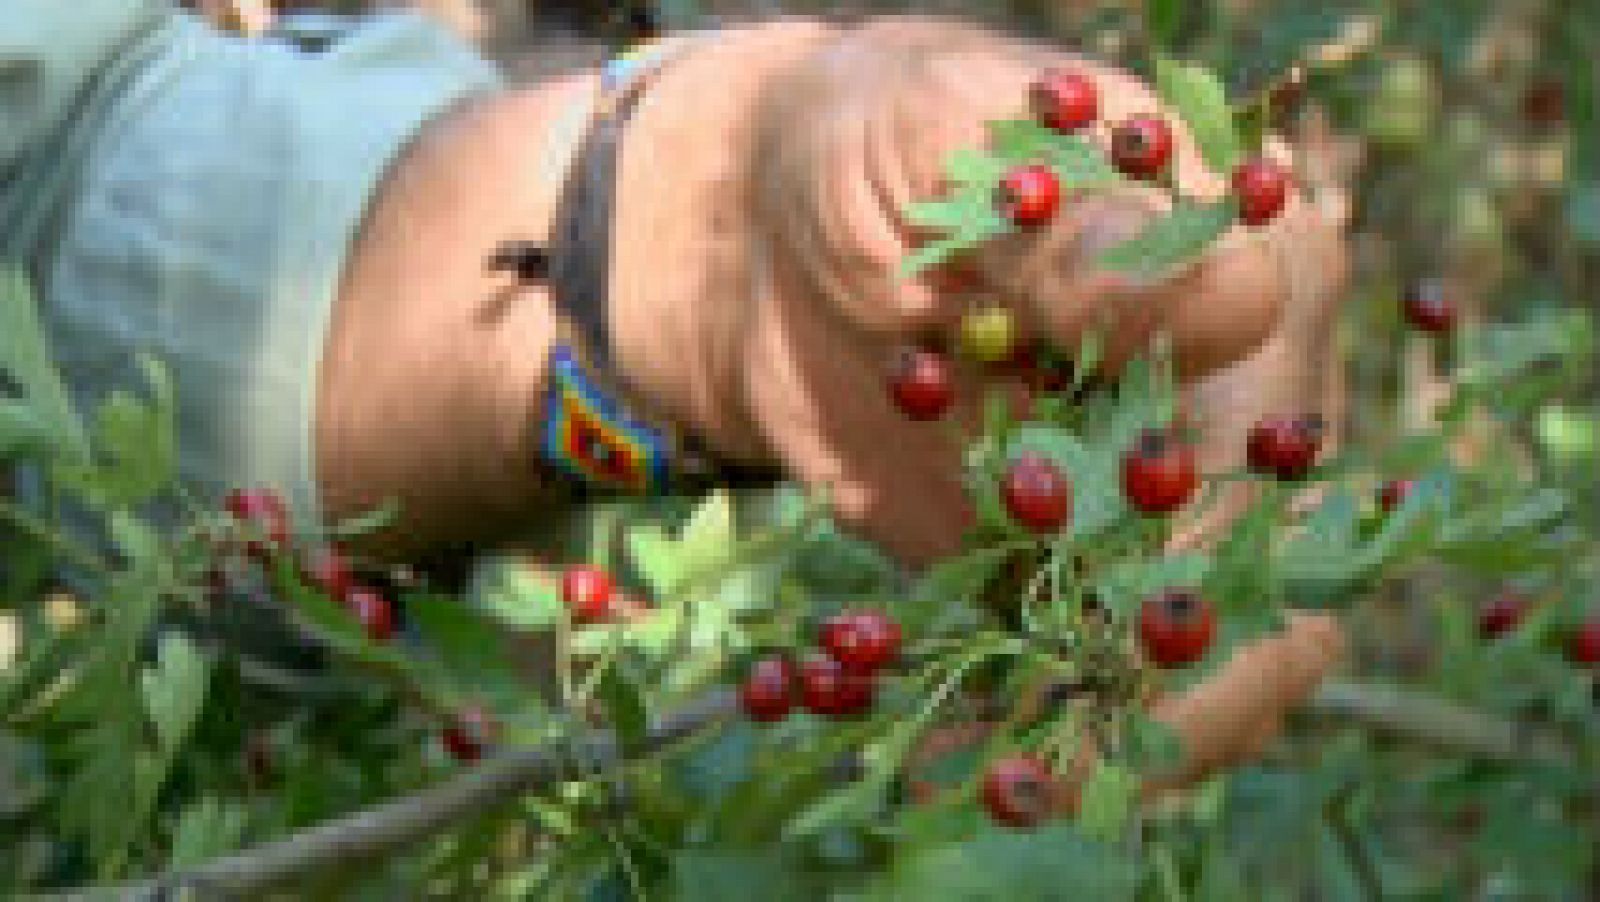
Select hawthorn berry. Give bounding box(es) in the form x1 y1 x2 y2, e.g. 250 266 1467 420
1247 416 1324 480
343 586 397 643
820 610 902 674
299 545 356 600
561 565 616 624
1379 479 1417 514
1030 68 1098 133
1522 80 1565 128
889 348 956 421
1110 116 1175 180
1565 620 1600 666
1402 279 1457 334
224 487 290 558
1231 157 1292 226
1121 429 1199 514
958 305 1019 364
1478 593 1529 640
1002 453 1072 534
442 705 499 763
798 654 874 719
740 657 798 723
981 755 1056 829
997 164 1062 227
1139 590 1217 668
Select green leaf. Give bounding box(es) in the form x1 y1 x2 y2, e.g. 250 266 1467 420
904 198 976 231
1153 54 1245 174
53 356 177 508
479 559 568 631
944 147 1008 188
597 664 649 751
0 269 88 460
139 631 209 753
668 850 817 902
168 797 250 868
1047 135 1121 189
1145 0 1185 50
874 824 1139 901
1076 761 1140 842
0 399 51 459
1097 199 1238 278
404 594 525 700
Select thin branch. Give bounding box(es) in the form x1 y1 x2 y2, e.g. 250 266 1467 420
1308 680 1576 766
53 690 736 901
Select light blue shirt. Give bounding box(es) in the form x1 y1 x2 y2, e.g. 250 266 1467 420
2 0 502 525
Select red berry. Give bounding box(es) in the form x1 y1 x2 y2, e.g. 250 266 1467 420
1565 621 1600 666
441 705 499 763
343 586 396 643
1139 590 1217 668
820 610 902 674
561 565 616 624
299 545 355 600
1001 453 1072 534
1246 416 1324 480
1379 479 1417 514
798 654 874 719
1030 68 1098 133
1522 80 1565 128
1478 594 1529 640
224 488 290 558
981 755 1056 829
1402 279 1457 334
889 348 956 421
740 657 798 723
997 164 1062 227
1110 116 1175 180
1231 157 1292 226
1121 429 1199 514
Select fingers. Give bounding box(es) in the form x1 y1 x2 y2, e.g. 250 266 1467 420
1145 610 1346 793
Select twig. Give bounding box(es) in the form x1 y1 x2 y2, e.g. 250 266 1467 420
1308 680 1575 766
52 690 737 901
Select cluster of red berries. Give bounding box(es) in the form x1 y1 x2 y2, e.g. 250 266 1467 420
1475 591 1600 667
1004 69 1294 230
219 488 398 643
739 610 902 723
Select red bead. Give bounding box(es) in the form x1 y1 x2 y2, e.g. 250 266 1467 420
1402 279 1457 334
299 545 355 600
224 488 290 558
442 705 499 763
1379 479 1417 514
820 610 902 674
1246 416 1324 480
1121 429 1199 514
1001 453 1072 534
1478 593 1529 640
1139 590 1217 667
1110 116 1175 180
740 657 798 723
981 755 1056 829
889 348 956 421
798 654 874 719
1566 621 1600 666
343 586 396 643
997 164 1062 227
561 565 616 624
1231 157 1292 226
1030 68 1098 133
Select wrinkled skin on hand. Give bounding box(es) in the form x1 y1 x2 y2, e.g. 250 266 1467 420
733 17 1356 796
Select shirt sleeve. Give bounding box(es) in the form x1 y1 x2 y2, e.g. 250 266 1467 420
0 0 175 178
